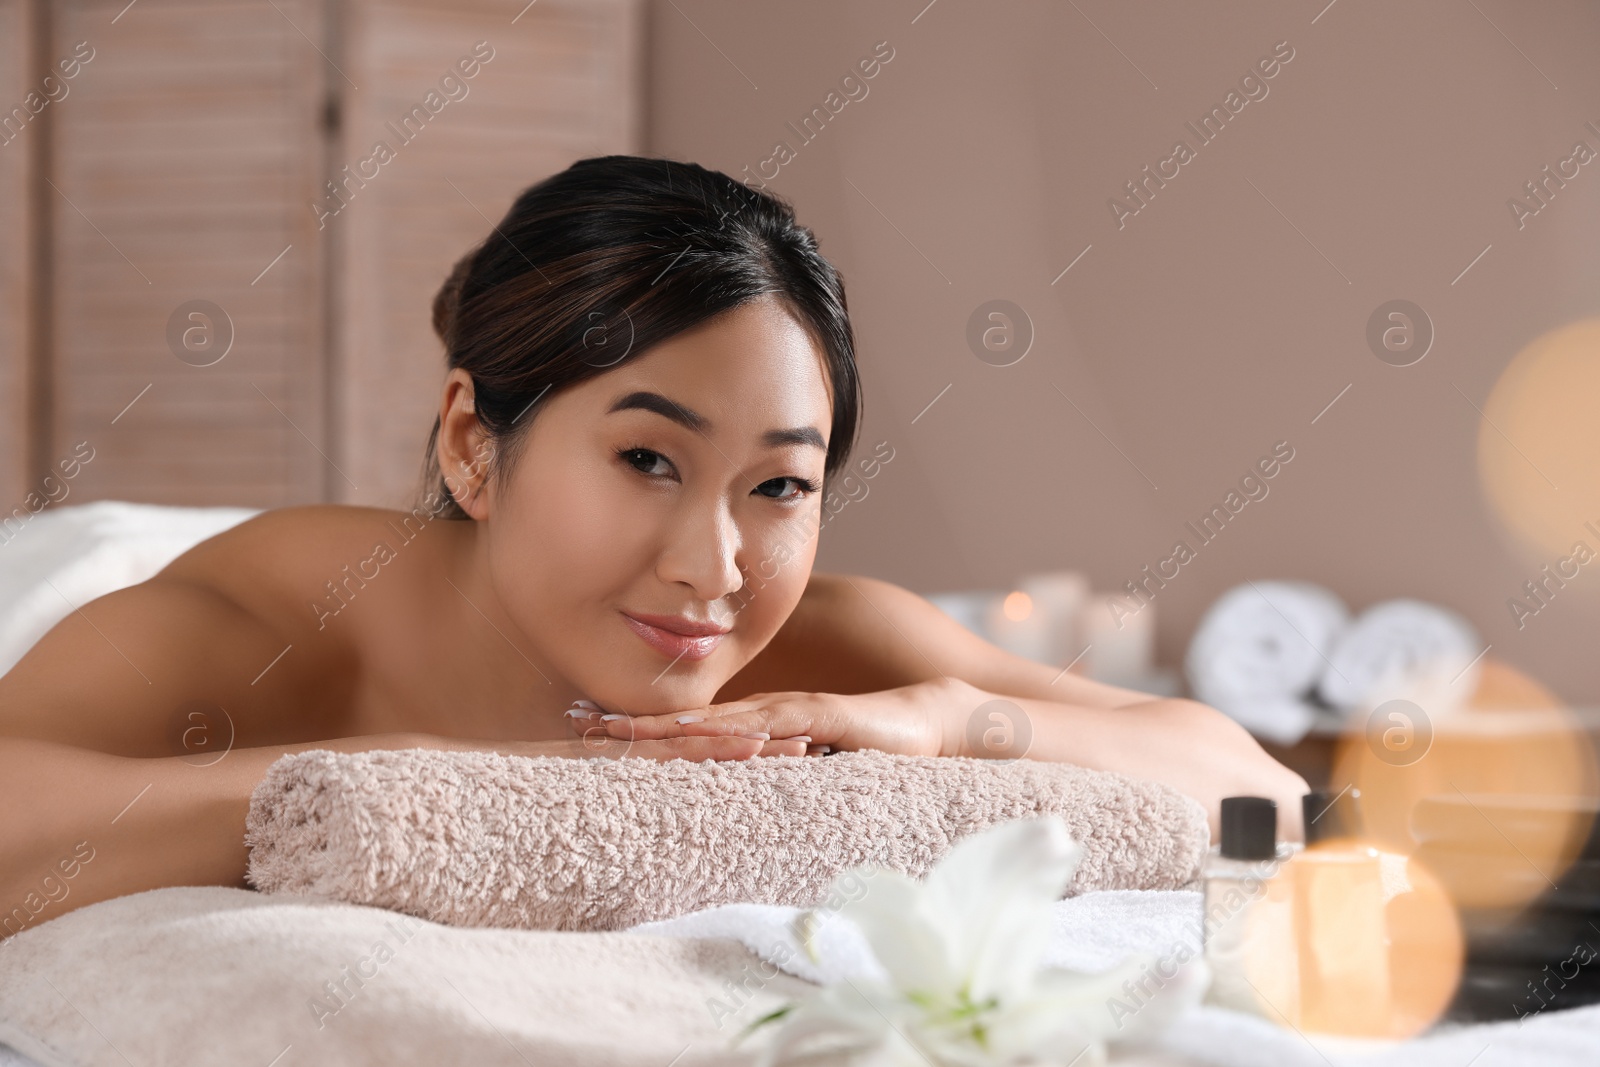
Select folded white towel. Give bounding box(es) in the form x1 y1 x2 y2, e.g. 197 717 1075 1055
630 900 887 986
1316 599 1482 715
627 889 1204 986
0 500 258 676
1185 581 1351 745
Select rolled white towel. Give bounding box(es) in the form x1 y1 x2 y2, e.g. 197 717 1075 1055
1316 598 1482 716
1185 581 1351 745
0 500 259 677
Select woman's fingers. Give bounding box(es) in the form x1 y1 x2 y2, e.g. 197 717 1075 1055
676 705 826 743
663 693 835 741
585 710 711 742
562 704 607 738
654 735 773 761
601 734 804 761
577 733 766 762
586 702 771 742
563 705 725 744
555 717 791 761
568 696 832 753
582 720 816 758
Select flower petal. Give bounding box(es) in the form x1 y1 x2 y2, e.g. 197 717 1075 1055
837 869 958 997
1099 953 1211 1044
978 960 1149 1060
754 982 891 1067
922 817 1083 1001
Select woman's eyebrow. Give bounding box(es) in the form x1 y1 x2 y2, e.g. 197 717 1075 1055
762 426 826 451
609 390 708 432
607 390 826 451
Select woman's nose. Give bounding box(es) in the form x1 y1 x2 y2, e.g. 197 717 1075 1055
656 497 745 602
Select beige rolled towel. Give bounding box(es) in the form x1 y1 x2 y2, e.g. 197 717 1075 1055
245 749 1208 931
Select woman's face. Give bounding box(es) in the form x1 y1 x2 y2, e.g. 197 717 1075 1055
479 294 834 716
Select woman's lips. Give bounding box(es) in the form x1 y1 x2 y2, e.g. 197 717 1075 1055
620 612 726 661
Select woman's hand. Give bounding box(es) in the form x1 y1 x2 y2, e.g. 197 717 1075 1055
569 685 1309 838
1104 699 1311 840
576 677 979 757
469 732 792 763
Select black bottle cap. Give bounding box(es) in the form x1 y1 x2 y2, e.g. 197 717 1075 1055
1220 796 1278 860
1303 787 1361 846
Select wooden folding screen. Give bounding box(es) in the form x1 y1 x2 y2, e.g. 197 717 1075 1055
0 0 642 510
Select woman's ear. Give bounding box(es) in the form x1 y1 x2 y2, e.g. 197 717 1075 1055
437 368 494 520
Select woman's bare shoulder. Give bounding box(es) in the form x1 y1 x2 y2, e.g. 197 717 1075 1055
0 504 473 754
160 504 440 620
0 505 448 754
722 572 952 696
165 503 418 568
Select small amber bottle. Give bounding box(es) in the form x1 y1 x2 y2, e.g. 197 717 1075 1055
1292 789 1392 1035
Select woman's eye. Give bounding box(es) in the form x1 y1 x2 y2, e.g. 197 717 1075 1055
754 476 815 502
621 448 673 477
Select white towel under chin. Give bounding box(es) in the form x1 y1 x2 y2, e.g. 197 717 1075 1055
1316 598 1482 715
1184 581 1351 746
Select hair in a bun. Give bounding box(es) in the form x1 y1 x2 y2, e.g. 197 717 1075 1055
420 155 861 520
430 255 472 350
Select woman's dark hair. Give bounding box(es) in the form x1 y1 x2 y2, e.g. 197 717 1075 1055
422 154 861 518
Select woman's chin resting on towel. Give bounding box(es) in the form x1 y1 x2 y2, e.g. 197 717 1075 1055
0 156 1304 936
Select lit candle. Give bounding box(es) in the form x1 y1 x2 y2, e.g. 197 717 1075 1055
984 589 1054 664
1079 594 1155 686
1020 570 1091 667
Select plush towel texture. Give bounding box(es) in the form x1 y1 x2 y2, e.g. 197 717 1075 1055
4 886 1598 1067
0 887 803 1067
245 748 1210 931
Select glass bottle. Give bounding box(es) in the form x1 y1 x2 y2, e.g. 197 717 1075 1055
1292 789 1392 1036
1203 796 1299 1023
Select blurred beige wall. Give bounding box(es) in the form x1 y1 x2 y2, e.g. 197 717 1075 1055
647 0 1600 702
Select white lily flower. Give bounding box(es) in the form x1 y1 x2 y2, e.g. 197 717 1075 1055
750 817 1208 1067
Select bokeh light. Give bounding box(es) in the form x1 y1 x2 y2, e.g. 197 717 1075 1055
1478 317 1600 565
1001 590 1033 621
1332 671 1598 913
1236 841 1465 1037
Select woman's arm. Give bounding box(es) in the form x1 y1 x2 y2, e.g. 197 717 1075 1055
0 574 774 940
0 731 427 938
595 678 1307 839
631 573 1310 837
0 727 773 939
949 687 1309 840
722 572 1159 709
